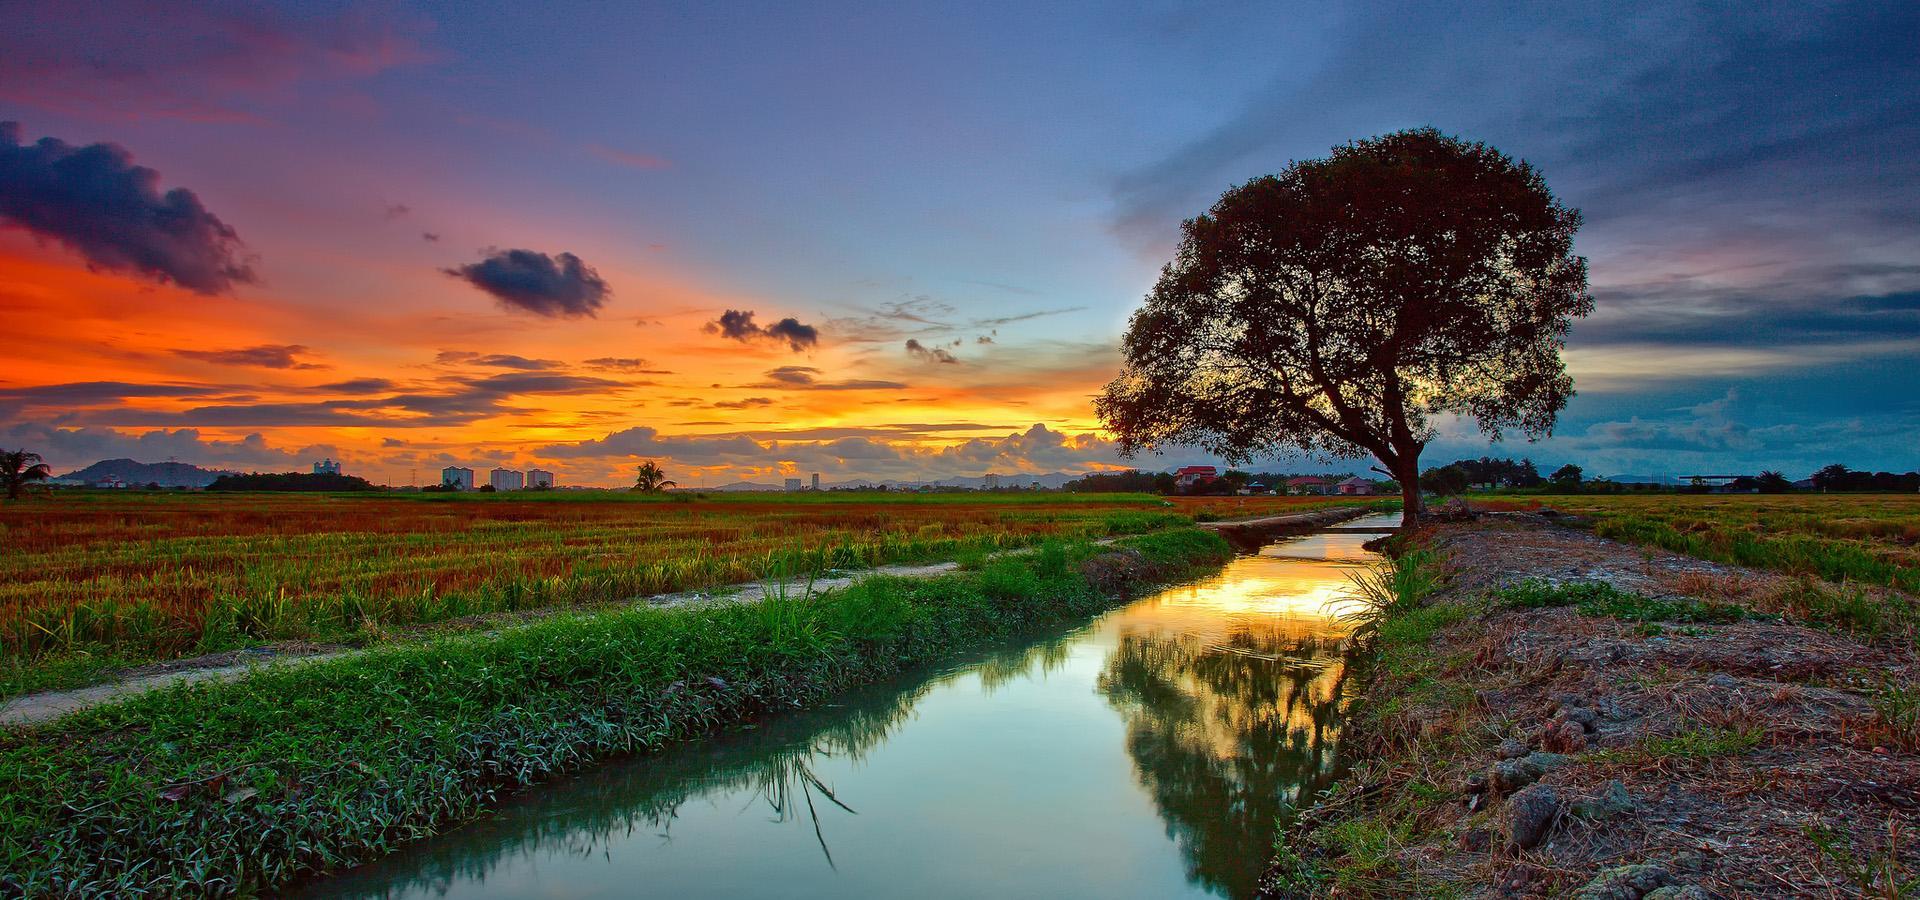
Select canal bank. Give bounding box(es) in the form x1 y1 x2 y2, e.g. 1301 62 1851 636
292 511 1404 898
2 529 1239 896
1263 513 1920 898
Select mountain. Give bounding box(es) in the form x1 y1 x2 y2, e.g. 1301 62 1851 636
56 459 241 488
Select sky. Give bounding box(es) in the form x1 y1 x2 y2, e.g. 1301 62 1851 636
1 0 1915 486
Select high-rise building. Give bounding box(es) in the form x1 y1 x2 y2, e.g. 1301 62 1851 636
982 473 1002 490
440 466 474 490
784 477 803 492
811 473 821 491
527 469 555 489
489 468 526 491
313 458 342 475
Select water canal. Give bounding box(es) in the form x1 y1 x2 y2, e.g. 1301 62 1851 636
299 512 1400 899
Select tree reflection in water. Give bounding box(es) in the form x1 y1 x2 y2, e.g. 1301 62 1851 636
1098 621 1352 898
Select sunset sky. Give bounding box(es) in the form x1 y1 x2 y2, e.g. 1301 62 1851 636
2 1 1915 485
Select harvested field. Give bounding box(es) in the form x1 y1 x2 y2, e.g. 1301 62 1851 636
1269 514 1919 898
1491 494 1920 596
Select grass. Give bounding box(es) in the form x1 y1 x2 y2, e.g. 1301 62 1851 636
1494 579 1761 624
1490 494 1920 595
0 527 1233 896
0 491 1336 693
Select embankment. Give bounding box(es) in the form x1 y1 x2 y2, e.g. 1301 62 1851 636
1265 514 1919 898
1 528 1232 897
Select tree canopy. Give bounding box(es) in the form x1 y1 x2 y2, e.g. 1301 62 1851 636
1097 128 1591 521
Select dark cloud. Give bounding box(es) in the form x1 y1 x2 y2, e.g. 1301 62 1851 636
432 353 562 370
582 357 670 373
765 366 821 385
905 339 958 364
173 344 318 369
0 381 225 405
0 122 255 293
704 309 819 352
421 232 440 242
754 366 905 391
383 204 411 220
318 378 396 394
712 397 774 409
444 249 609 318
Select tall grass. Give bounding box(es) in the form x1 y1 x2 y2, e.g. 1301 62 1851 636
1337 549 1448 641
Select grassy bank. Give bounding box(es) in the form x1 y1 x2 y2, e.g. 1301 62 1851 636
0 528 1231 897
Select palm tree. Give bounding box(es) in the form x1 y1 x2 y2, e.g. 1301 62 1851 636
632 461 677 493
1 449 52 500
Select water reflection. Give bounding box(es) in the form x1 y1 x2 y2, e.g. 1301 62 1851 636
299 518 1391 899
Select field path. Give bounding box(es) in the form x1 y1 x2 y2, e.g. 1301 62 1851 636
1 507 1367 729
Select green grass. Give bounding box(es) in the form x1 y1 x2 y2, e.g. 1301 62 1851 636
1494 579 1761 624
0 528 1230 896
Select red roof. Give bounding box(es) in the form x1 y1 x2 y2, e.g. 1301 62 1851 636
1176 466 1217 476
1286 476 1331 486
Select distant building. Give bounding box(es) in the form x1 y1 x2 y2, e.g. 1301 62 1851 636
982 473 1002 490
1175 465 1217 490
1286 476 1334 496
489 468 525 491
527 469 555 489
1336 476 1375 496
811 473 821 491
785 477 804 492
313 458 342 475
441 466 474 491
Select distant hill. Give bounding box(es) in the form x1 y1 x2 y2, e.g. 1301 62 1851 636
56 458 240 488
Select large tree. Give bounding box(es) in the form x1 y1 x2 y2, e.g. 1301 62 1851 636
1098 129 1591 523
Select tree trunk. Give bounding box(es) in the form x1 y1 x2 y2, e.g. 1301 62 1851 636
1397 457 1423 526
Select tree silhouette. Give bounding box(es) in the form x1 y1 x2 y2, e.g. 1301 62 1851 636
0 449 52 500
1098 129 1591 523
632 461 678 493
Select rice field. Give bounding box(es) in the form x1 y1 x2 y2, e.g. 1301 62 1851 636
1495 493 1920 594
0 490 1345 677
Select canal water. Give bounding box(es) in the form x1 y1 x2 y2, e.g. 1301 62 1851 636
300 513 1397 899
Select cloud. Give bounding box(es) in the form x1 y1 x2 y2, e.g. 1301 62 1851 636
444 248 609 318
0 381 226 405
317 378 395 394
173 344 318 369
0 122 256 293
1 422 316 472
383 204 411 220
0 3 431 122
905 339 958 364
421 232 440 242
712 397 774 409
753 366 906 391
432 351 561 371
582 357 670 373
532 422 1124 480
704 309 820 352
587 143 671 170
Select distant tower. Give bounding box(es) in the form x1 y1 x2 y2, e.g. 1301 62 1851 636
811 473 821 491
784 477 803 492
313 458 342 475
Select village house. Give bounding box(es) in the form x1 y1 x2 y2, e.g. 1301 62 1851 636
1286 476 1334 496
1336 476 1374 495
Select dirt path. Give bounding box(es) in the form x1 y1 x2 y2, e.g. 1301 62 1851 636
1270 512 1919 898
4 508 1366 730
